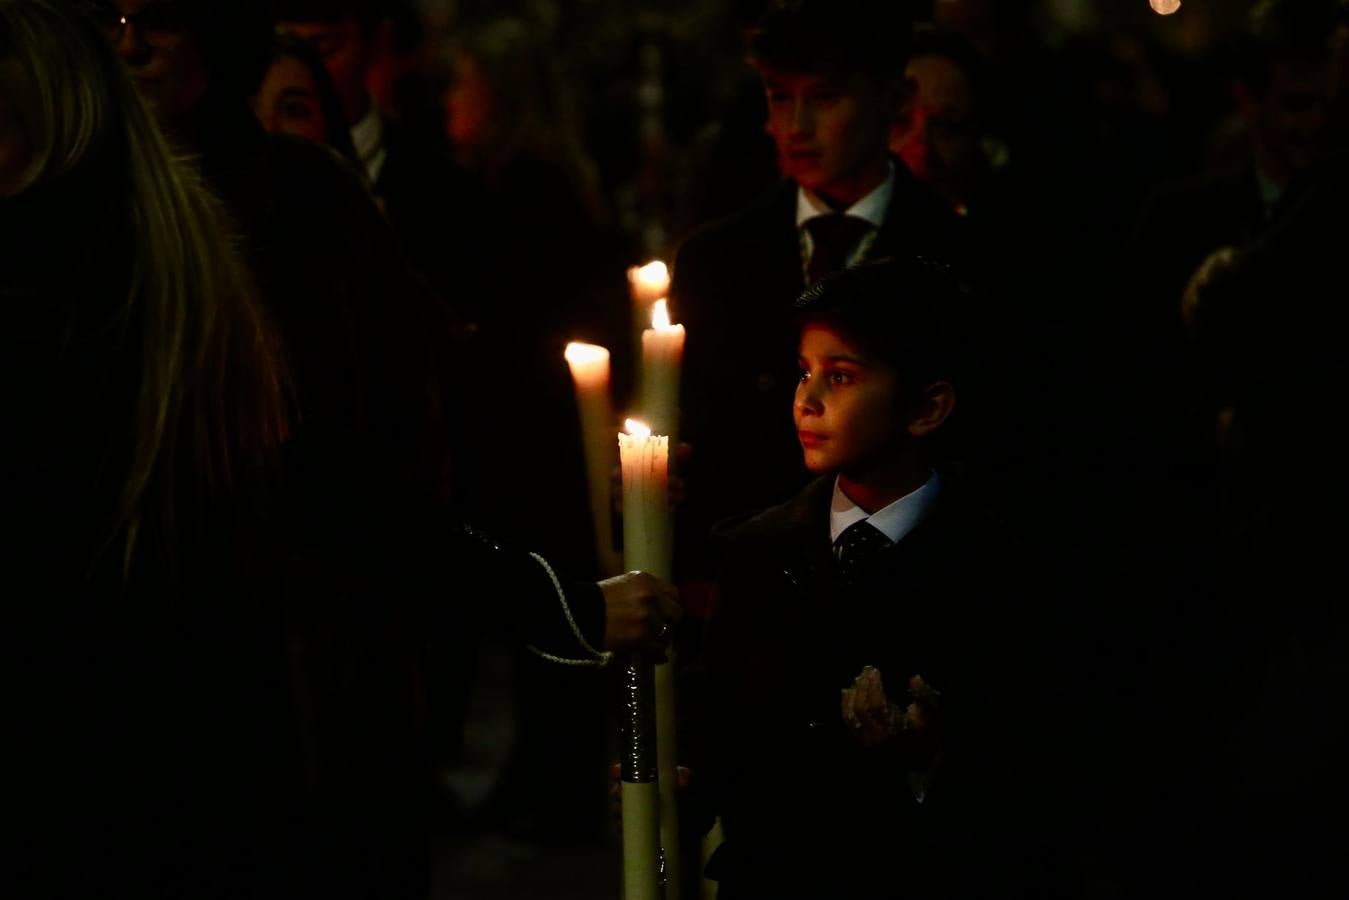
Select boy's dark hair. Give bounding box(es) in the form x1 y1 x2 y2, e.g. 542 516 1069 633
748 0 914 80
793 256 972 393
1235 0 1338 92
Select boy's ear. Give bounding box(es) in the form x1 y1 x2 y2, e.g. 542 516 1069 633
905 380 956 438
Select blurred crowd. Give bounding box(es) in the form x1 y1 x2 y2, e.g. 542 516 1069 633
3 0 1348 897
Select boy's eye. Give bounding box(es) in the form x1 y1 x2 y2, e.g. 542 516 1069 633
798 368 811 383
766 90 789 104
828 369 853 385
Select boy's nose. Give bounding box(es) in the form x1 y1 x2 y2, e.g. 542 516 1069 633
789 97 814 136
795 380 823 416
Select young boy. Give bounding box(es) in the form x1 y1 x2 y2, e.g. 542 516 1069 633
690 258 1034 899
672 0 969 581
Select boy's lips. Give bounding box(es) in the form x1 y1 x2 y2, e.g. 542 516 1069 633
798 429 826 447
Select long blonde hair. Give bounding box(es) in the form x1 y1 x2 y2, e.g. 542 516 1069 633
0 0 289 578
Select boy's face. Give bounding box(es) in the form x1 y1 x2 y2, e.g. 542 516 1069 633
758 64 897 206
794 323 909 475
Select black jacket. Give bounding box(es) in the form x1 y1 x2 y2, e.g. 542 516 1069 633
687 474 1046 898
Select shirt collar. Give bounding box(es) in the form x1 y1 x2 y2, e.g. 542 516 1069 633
829 470 941 545
350 102 388 183
1254 165 1283 219
796 161 895 230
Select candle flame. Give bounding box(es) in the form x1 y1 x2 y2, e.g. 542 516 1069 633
564 341 610 365
624 418 652 438
629 260 669 289
1149 0 1180 14
651 299 672 330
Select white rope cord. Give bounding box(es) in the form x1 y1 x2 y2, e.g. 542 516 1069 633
525 552 614 667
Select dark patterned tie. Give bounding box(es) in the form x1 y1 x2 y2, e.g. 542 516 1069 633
804 214 873 284
834 520 891 583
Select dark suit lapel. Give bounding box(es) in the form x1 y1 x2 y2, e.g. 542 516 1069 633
734 474 836 580
756 180 807 308
870 157 966 269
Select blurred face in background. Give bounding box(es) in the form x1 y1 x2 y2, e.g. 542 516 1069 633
254 55 327 143
91 0 208 120
279 17 372 126
444 54 491 151
1239 56 1333 186
759 64 898 207
890 53 981 210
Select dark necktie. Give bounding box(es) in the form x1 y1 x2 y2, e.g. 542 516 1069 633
804 214 873 284
834 520 891 582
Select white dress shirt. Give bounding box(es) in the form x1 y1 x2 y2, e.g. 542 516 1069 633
829 470 941 549
350 103 388 186
796 162 895 269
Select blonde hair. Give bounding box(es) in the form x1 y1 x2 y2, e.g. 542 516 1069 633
1 0 289 578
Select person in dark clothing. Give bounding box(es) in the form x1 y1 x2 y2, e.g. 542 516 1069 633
441 15 628 839
275 0 491 310
441 15 616 560
35 1 681 896
890 26 1004 221
2 3 290 896
1122 147 1349 899
684 259 1043 899
1129 0 1340 314
671 0 969 579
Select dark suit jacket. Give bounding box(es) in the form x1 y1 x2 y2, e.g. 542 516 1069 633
670 163 970 575
375 119 491 317
687 474 1043 899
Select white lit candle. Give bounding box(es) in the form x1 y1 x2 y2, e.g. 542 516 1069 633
628 260 671 375
618 419 670 578
618 418 680 900
627 260 670 307
639 299 685 444
565 342 623 577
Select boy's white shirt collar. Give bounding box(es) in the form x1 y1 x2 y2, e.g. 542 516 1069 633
350 101 388 185
796 161 895 229
829 470 941 546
